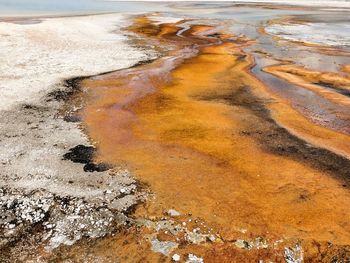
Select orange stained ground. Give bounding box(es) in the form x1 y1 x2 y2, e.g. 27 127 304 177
80 17 350 254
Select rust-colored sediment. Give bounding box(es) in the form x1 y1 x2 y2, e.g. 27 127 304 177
342 64 350 75
77 16 350 261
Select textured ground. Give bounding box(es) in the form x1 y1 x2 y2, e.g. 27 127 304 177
0 13 155 261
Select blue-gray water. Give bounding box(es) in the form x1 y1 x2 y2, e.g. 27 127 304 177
0 0 171 16
1 0 350 16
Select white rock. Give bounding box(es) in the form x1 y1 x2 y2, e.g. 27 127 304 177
150 239 178 256
172 254 181 262
208 235 216 242
186 253 204 263
167 209 180 217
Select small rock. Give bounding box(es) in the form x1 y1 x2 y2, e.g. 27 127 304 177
234 239 252 249
186 253 204 263
151 239 178 256
172 254 181 262
167 209 180 217
207 235 216 242
284 243 303 263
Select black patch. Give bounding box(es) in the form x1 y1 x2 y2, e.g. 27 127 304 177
63 115 81 123
63 145 111 172
47 77 85 102
21 104 48 112
207 33 221 38
83 163 111 173
314 81 350 97
63 145 94 164
22 104 37 110
131 58 156 68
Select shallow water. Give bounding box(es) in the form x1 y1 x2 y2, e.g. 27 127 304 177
0 0 171 16
251 54 350 134
176 3 350 135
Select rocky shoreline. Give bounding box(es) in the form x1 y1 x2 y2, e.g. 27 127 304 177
0 75 148 261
